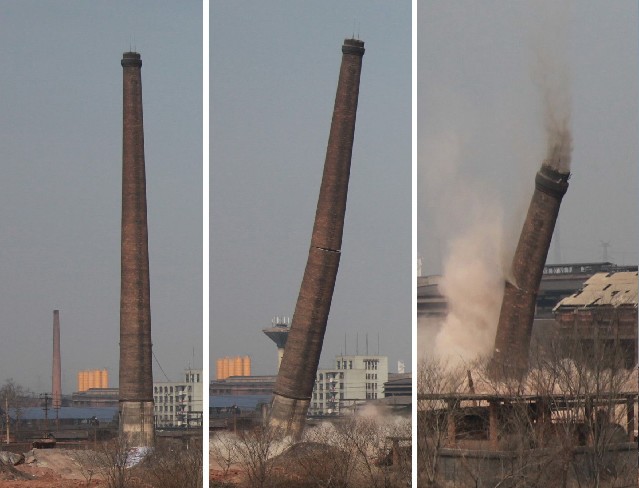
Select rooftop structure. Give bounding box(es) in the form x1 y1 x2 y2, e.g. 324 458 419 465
554 271 638 368
262 316 291 370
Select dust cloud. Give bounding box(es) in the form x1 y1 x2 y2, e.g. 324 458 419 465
419 0 574 367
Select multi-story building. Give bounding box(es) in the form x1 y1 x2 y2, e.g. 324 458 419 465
153 369 203 428
309 355 388 416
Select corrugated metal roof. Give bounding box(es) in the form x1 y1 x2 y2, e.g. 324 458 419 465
9 406 118 421
553 271 638 310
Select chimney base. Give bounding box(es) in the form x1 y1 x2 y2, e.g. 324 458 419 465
119 401 155 447
269 393 309 440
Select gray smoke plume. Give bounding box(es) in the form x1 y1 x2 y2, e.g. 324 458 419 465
531 0 574 173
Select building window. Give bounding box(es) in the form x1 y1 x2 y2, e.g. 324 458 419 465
349 361 352 369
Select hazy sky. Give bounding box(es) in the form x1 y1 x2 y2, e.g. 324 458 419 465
0 2 202 395
418 1 638 276
211 1 411 376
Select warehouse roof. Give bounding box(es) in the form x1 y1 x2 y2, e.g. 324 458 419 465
553 271 638 310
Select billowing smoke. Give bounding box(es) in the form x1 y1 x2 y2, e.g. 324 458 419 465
531 0 574 172
433 220 505 365
418 1 574 368
418 131 507 366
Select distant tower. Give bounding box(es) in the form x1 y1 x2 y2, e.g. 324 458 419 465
118 51 154 447
52 310 61 410
262 316 291 370
269 38 365 438
397 360 405 374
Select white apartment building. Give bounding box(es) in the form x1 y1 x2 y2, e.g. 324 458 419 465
153 368 203 428
309 355 388 416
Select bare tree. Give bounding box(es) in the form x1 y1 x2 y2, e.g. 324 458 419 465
145 441 203 488
210 431 242 481
417 358 466 487
417 343 637 488
0 378 33 438
73 449 99 488
234 425 290 488
88 438 141 488
295 421 358 487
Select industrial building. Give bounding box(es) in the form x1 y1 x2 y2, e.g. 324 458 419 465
418 262 638 364
76 369 109 392
214 356 251 380
72 388 119 408
553 270 638 368
309 355 388 416
71 368 204 428
153 368 203 429
210 375 276 397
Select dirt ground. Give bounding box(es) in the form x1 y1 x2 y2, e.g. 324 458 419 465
0 449 109 487
209 450 243 486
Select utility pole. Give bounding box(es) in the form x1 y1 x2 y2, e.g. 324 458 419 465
5 397 9 445
40 393 50 432
601 241 610 262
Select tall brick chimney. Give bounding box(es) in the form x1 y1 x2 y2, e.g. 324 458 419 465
52 310 61 410
490 164 569 378
269 39 365 438
119 51 154 446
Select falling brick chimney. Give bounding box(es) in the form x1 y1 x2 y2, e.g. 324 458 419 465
269 39 365 438
52 310 61 410
118 51 154 446
490 164 569 378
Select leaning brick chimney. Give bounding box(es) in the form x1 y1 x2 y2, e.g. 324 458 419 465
269 39 365 438
490 164 569 378
52 310 61 410
118 51 154 446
